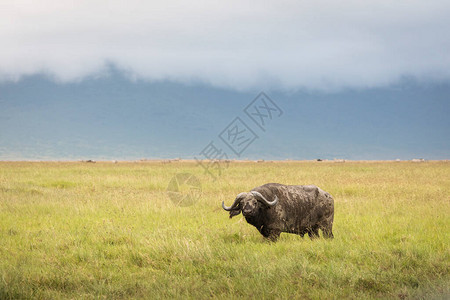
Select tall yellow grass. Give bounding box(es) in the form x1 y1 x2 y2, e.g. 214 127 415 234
0 161 449 298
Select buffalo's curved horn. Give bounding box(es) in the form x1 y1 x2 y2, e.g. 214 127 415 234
222 192 247 211
251 191 279 207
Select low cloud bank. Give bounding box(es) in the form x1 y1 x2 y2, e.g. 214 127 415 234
1 0 450 90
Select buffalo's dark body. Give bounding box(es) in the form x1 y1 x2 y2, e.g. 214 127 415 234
226 183 334 241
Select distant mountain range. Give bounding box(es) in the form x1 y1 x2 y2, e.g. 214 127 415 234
1 71 449 160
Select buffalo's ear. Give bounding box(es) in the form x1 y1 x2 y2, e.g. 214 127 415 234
229 209 241 218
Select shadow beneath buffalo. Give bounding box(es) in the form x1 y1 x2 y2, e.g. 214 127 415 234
221 232 317 244
221 233 286 244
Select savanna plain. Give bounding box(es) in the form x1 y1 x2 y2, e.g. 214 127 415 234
0 161 448 299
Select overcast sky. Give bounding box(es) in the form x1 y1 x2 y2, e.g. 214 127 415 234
1 0 450 91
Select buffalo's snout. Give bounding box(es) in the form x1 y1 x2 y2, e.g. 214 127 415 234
242 208 253 216
242 201 256 216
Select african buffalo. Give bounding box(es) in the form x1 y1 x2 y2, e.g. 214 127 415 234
222 183 334 241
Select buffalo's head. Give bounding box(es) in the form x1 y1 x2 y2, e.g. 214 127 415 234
222 191 278 218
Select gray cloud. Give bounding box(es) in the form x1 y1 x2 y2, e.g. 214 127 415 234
1 0 449 90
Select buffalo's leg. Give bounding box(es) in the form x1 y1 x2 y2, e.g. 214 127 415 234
308 226 319 239
297 229 307 238
321 226 334 239
261 228 281 242
319 221 334 239
268 230 281 242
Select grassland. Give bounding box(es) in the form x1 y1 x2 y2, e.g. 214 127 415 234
0 161 449 299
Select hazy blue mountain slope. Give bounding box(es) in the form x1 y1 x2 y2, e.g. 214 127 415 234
1 72 449 160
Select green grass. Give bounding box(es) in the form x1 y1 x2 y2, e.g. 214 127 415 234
0 161 449 299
